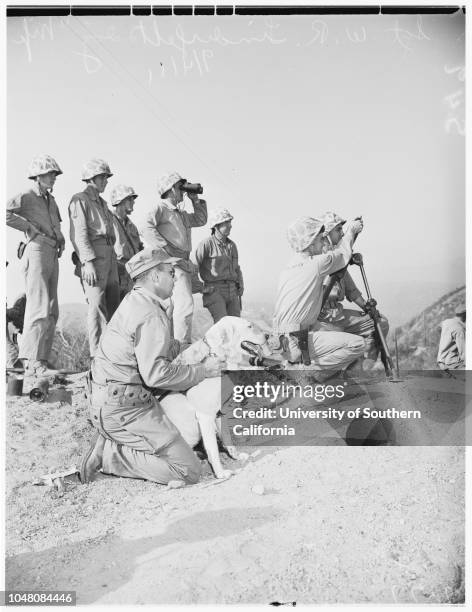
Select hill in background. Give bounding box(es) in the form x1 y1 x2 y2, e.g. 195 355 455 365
48 286 465 372
392 285 465 370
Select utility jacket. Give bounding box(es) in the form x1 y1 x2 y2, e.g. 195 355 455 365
69 184 116 263
195 233 244 292
273 236 354 333
141 199 207 268
112 214 143 263
7 183 64 249
92 285 206 390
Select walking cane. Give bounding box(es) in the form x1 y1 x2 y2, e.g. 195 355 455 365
350 253 395 379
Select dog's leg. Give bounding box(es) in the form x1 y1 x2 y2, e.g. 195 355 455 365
196 412 233 480
215 416 249 462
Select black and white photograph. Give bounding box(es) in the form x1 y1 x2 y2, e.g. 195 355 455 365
3 0 468 606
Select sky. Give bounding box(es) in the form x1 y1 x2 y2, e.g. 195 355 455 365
5 9 465 327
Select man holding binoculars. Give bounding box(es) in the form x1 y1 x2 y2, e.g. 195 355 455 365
141 172 207 345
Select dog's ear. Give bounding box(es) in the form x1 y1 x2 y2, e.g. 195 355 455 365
205 321 229 353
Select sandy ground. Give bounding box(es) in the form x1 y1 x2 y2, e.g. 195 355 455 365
5 375 465 605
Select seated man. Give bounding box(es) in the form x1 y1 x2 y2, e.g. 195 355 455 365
80 248 224 485
317 211 389 367
437 304 466 370
272 216 366 376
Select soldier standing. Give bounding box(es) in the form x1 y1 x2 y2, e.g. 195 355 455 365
195 207 244 323
6 155 65 376
110 184 143 301
69 159 119 357
141 172 207 345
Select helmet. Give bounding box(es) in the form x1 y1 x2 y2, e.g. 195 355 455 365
209 207 233 229
27 154 63 179
81 158 113 181
286 216 325 252
322 211 346 236
157 171 185 197
110 184 138 206
455 304 466 315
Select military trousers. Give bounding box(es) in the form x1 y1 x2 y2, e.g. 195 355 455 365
202 282 241 323
438 357 465 370
82 242 120 357
282 330 366 370
172 267 194 345
317 309 389 361
89 381 201 485
117 261 133 302
19 242 58 362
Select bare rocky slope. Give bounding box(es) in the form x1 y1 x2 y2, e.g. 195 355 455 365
392 286 465 370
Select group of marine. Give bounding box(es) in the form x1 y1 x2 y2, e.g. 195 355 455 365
6 154 465 484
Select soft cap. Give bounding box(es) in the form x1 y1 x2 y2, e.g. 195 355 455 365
125 248 181 280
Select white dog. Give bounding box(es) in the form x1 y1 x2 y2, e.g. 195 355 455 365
161 316 271 479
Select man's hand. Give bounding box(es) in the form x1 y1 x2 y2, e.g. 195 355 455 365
187 191 200 204
350 218 364 235
203 356 226 378
363 298 378 317
57 243 65 258
82 261 98 286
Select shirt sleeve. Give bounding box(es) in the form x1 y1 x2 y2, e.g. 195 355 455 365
49 196 65 245
185 199 208 228
195 238 208 268
317 236 353 276
234 243 244 293
135 315 206 389
69 195 96 263
344 271 362 303
142 204 170 249
6 193 36 234
112 217 126 261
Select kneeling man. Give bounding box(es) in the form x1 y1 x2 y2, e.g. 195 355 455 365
80 248 224 485
272 216 366 376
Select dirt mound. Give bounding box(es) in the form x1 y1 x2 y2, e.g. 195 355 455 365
5 376 464 604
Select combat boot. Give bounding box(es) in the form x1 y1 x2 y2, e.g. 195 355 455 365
79 430 107 483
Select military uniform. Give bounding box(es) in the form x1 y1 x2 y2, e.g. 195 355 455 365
196 233 243 322
317 270 389 361
437 314 465 370
141 173 207 344
316 211 389 362
87 248 207 484
112 214 143 299
7 176 64 366
69 184 119 357
273 216 365 370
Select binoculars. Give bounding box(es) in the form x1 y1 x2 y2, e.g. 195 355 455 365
181 182 203 195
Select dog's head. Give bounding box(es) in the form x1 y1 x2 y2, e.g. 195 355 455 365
204 316 274 367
